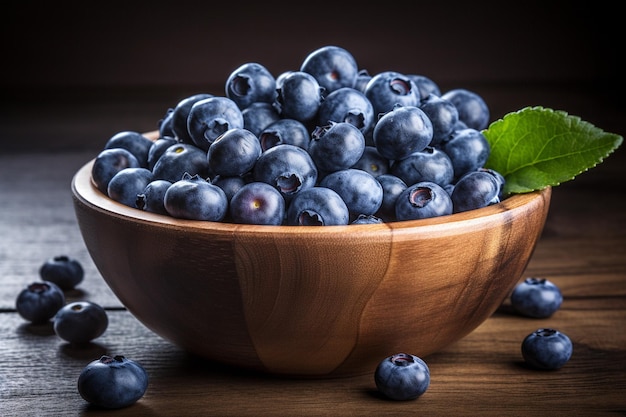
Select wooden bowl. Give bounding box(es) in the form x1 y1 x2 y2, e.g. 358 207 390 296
71 158 551 378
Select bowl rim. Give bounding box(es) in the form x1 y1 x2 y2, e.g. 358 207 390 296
72 155 552 236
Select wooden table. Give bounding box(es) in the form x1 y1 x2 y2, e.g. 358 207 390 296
1 84 625 416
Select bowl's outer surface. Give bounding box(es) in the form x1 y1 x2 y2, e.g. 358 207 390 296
72 159 551 378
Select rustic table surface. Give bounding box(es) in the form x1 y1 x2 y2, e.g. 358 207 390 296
1 84 625 416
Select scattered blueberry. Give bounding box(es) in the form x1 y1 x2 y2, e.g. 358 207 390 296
54 301 109 344
510 277 563 318
77 355 148 409
39 255 84 290
286 186 349 226
441 88 490 131
15 281 65 324
522 328 573 370
375 353 430 401
187 96 244 151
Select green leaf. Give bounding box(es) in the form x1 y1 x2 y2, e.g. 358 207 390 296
483 106 623 195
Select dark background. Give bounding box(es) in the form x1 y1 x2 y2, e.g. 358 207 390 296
1 0 622 152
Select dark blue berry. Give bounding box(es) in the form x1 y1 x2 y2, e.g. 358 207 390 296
54 301 108 344
442 128 491 181
390 146 454 188
107 167 153 208
170 93 214 144
451 169 501 213
91 148 140 195
319 168 383 219
225 62 277 110
15 281 65 324
187 96 244 151
103 131 154 168
164 173 228 221
241 102 281 137
147 137 177 170
286 186 349 226
511 277 563 318
207 128 261 177
407 74 441 100
309 121 366 173
274 71 324 124
351 146 389 178
441 88 490 131
230 181 286 225
151 143 211 183
395 181 453 221
78 355 148 409
259 118 311 151
39 255 84 290
375 353 430 401
373 105 433 161
375 174 407 222
253 144 318 203
317 87 375 138
136 179 172 215
364 71 420 117
522 328 573 370
300 45 359 94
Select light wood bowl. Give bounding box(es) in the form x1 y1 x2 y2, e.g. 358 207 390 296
72 158 551 378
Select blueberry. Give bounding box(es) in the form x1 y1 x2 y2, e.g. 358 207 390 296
351 146 389 178
442 128 491 180
407 74 441 100
375 174 407 222
207 128 261 177
187 96 244 151
286 186 349 226
354 69 372 93
274 71 324 124
241 102 281 137
375 353 430 401
15 281 65 324
151 143 211 183
54 301 108 344
364 71 420 117
147 136 177 170
450 169 501 213
300 45 359 94
522 328 573 370
107 167 153 208
390 146 454 188
317 87 375 139
39 255 84 290
230 181 286 225
225 62 277 110
309 121 366 173
319 168 383 219
395 181 453 221
510 277 563 318
164 173 228 221
91 148 141 195
157 107 175 138
253 144 318 203
259 118 311 151
103 131 154 168
211 175 247 202
418 94 459 146
136 179 173 215
373 105 433 161
170 93 214 144
440 88 490 131
77 355 148 409
352 214 383 224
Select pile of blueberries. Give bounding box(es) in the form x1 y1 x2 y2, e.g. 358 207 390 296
92 45 506 225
